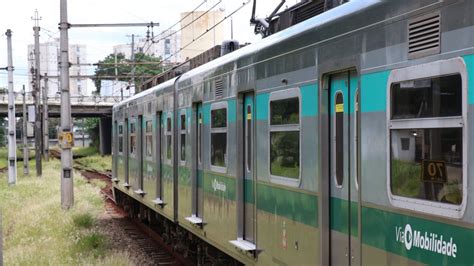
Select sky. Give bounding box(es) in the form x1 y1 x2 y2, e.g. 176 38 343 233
0 0 300 92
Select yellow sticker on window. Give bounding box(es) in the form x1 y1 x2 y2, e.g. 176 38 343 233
335 104 344 113
247 113 252 120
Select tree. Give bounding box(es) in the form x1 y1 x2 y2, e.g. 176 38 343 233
93 52 163 93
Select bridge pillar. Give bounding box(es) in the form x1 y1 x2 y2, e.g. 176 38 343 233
99 117 112 155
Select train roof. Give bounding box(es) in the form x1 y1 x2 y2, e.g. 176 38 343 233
113 77 177 110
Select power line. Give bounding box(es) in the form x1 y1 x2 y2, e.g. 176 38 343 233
141 0 208 54
138 0 251 86
142 0 220 55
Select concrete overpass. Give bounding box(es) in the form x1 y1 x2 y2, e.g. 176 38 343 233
0 94 121 118
0 93 126 155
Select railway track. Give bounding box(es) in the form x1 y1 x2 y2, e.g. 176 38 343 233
49 149 186 265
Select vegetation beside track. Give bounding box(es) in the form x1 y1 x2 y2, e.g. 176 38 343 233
0 150 130 264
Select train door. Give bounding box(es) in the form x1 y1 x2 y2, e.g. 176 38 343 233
328 70 360 265
187 103 204 224
231 93 257 252
136 115 144 194
154 112 164 205
243 93 256 245
124 118 130 188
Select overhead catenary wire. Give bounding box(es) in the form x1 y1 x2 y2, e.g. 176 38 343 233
138 0 251 87
141 0 221 55
140 0 208 54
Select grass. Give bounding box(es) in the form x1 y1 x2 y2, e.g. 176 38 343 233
72 213 95 229
391 160 421 197
76 155 112 173
0 157 130 265
0 147 36 168
73 146 100 158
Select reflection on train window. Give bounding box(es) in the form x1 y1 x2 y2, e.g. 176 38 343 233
198 113 202 164
145 120 153 158
390 128 462 205
130 120 136 155
270 97 300 179
211 107 227 168
391 75 461 119
270 98 299 125
246 105 252 172
334 92 344 186
166 117 172 161
118 125 123 154
146 120 152 133
180 114 186 162
130 135 136 155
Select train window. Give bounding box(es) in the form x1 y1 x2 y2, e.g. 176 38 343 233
269 89 300 181
166 116 172 161
355 90 360 191
211 103 227 169
130 120 137 156
246 105 252 172
180 113 186 162
390 128 462 205
334 92 344 187
118 124 123 154
391 75 462 119
388 58 466 218
145 120 153 158
198 113 202 164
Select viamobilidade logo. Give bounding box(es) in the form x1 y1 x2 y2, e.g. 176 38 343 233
395 224 458 258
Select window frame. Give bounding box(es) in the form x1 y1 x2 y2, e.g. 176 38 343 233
386 57 468 219
145 119 153 160
354 89 360 191
165 112 173 165
333 91 344 189
210 101 228 173
268 88 302 187
179 110 187 165
130 118 137 157
245 103 253 173
118 122 124 155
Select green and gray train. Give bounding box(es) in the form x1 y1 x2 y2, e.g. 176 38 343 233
112 0 474 264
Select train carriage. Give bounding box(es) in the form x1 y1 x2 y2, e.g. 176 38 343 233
112 0 474 264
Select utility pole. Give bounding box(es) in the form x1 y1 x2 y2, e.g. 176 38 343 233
130 34 136 93
60 0 74 209
22 85 29 176
82 118 85 147
43 74 49 161
32 9 42 176
6 29 17 186
114 52 123 100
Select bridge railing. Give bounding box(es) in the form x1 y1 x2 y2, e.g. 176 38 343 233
0 93 128 105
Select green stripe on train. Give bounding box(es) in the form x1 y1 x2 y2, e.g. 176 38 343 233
362 206 473 265
360 70 390 113
464 54 474 104
330 197 358 237
180 170 320 228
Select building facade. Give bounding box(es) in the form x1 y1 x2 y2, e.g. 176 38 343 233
180 10 224 61
27 38 88 97
113 29 180 65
